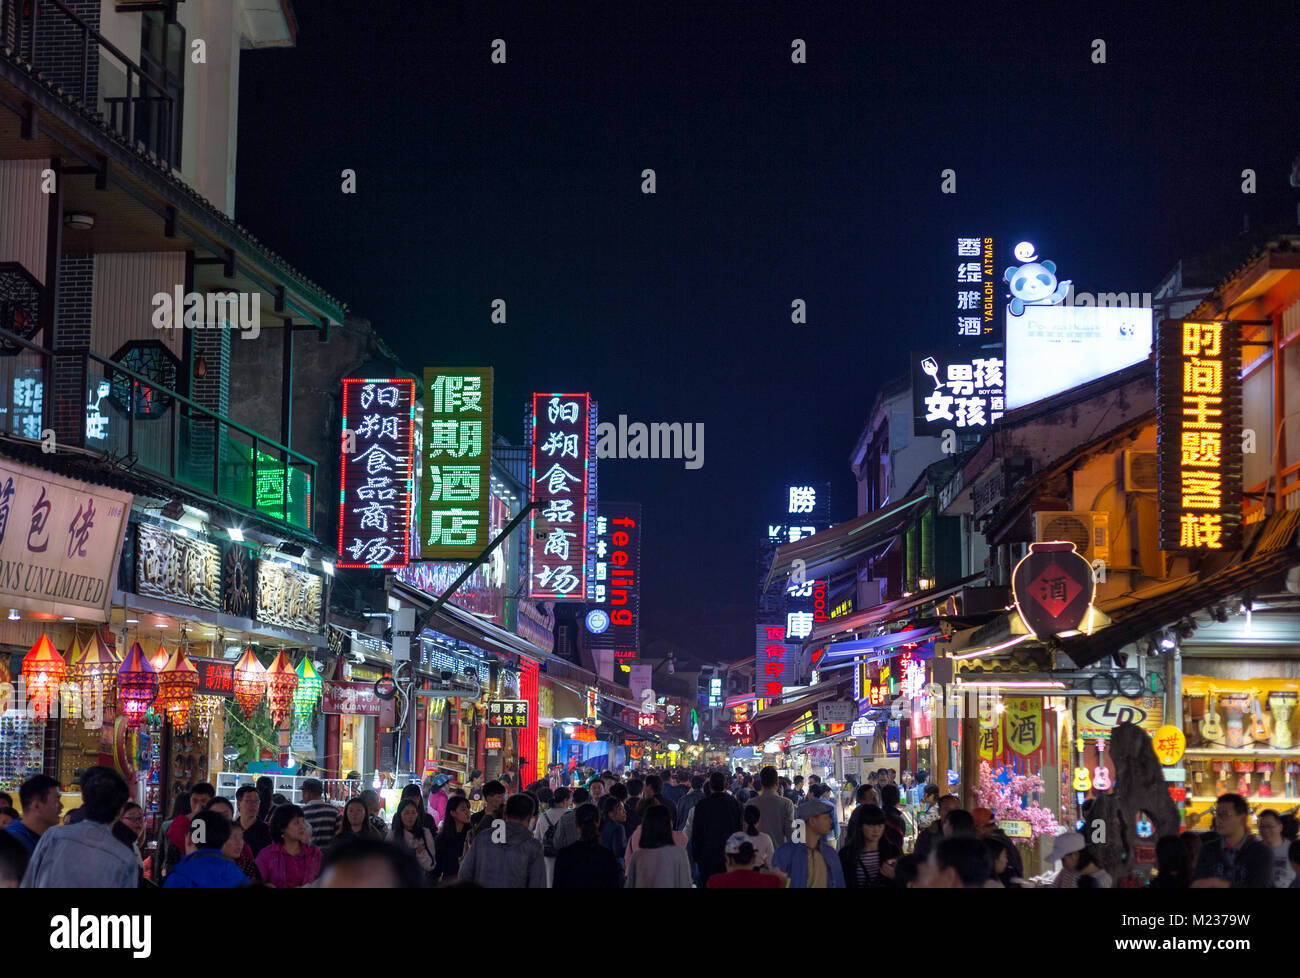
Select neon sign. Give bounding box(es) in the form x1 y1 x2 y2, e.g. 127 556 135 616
338 378 415 568
528 393 596 600
421 368 494 557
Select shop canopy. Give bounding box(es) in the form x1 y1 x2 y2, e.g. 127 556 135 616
597 710 661 742
803 572 986 645
391 579 554 667
751 678 853 745
761 492 928 592
817 627 940 668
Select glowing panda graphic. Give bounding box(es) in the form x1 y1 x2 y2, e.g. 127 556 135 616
1003 259 1071 316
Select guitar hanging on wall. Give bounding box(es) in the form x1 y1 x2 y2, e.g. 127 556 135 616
1200 691 1225 746
1249 692 1272 746
1092 738 1113 791
1072 735 1092 792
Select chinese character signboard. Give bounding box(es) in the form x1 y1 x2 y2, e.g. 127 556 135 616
527 393 596 601
728 721 753 744
912 350 1005 436
1004 698 1043 757
421 368 494 558
1156 320 1243 552
1010 541 1096 639
755 624 799 700
1077 695 1163 741
321 680 397 726
190 656 235 698
135 523 220 610
586 502 641 651
0 460 131 619
955 235 996 342
254 560 324 633
487 699 530 728
339 378 415 568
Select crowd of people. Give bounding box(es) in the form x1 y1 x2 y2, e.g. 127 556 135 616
1 763 1297 888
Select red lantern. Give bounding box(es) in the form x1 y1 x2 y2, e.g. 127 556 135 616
116 641 158 730
148 643 170 674
265 651 299 728
233 647 266 718
21 634 65 720
156 648 199 727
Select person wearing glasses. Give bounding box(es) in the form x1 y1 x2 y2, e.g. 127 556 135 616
1191 793 1272 888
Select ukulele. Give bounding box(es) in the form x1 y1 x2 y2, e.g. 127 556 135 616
1092 738 1113 791
1249 692 1271 745
1072 735 1092 792
1200 691 1224 745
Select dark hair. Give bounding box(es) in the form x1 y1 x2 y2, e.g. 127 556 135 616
609 782 628 802
574 802 601 842
272 793 289 805
320 837 427 888
256 776 274 820
759 765 778 788
1217 793 1249 816
395 799 426 838
856 784 874 804
169 794 191 819
339 797 375 840
729 839 756 866
627 778 644 797
923 784 940 801
599 795 623 820
235 784 259 803
190 782 215 799
1289 840 1300 867
505 793 536 821
856 803 886 827
691 774 705 791
894 854 921 886
0 792 8 807
188 809 231 850
206 796 234 819
1153 835 1190 887
645 774 662 797
1075 846 1101 873
438 796 470 837
301 778 324 797
1282 814 1300 842
935 836 992 887
639 804 674 849
270 804 305 844
536 786 553 806
793 775 804 784
18 774 59 810
482 780 506 799
80 766 129 823
400 784 425 807
708 771 727 793
1257 808 1282 827
572 787 590 805
743 804 761 836
552 787 571 806
944 808 976 836
0 806 19 821
0 830 29 885
881 784 900 808
983 836 1007 866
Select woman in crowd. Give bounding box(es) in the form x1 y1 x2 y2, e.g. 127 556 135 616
624 799 687 866
625 805 692 888
426 773 452 829
223 821 262 882
389 798 438 881
433 795 473 882
393 784 437 835
739 803 775 870
255 776 275 822
255 804 322 888
335 796 385 849
839 804 901 888
553 803 622 888
598 796 628 872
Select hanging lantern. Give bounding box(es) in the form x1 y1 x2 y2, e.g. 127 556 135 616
292 657 322 725
116 642 158 730
0 653 9 685
67 634 118 729
156 648 199 727
265 651 299 727
21 634 65 721
191 694 222 735
148 643 170 674
233 647 267 718
60 636 83 720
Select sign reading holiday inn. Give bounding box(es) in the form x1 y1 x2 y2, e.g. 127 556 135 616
528 393 597 601
421 368 494 559
338 378 415 568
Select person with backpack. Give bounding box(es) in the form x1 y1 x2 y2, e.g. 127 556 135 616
534 787 570 886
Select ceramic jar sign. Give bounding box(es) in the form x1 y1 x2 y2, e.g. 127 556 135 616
1218 692 1252 749
1011 540 1097 638
1269 691 1297 749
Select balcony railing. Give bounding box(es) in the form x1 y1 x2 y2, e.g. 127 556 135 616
0 325 315 532
1 0 177 167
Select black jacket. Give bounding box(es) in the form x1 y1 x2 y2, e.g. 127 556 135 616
1192 833 1272 888
433 825 470 880
840 837 903 888
553 838 623 888
675 789 705 832
692 792 743 882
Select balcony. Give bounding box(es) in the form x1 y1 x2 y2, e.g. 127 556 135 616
0 325 315 532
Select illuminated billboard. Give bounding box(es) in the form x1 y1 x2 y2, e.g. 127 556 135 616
527 393 597 601
955 236 997 343
585 502 641 651
420 368 494 559
338 378 415 568
911 349 1005 436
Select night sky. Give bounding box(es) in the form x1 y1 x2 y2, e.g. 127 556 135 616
236 2 1300 665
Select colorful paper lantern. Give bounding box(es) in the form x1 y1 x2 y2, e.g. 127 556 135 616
191 694 222 735
148 643 170 674
21 634 65 720
116 641 158 730
292 657 322 725
265 651 299 727
156 648 199 727
233 647 267 718
66 634 118 729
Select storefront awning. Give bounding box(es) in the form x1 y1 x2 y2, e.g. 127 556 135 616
804 573 986 645
761 493 928 592
597 711 661 742
751 678 852 744
819 626 940 663
390 579 553 665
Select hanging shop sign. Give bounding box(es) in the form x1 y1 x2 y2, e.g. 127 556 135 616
338 377 416 569
135 523 220 610
1076 695 1164 741
998 820 1032 840
1156 320 1244 552
420 368 494 558
190 656 235 698
1004 698 1043 756
527 393 597 601
320 680 396 725
373 675 397 700
586 502 641 651
954 235 997 343
755 624 799 699
1011 540 1096 638
850 717 877 738
290 729 314 752
818 700 856 724
1152 724 1188 766
912 349 1005 436
254 561 323 632
487 699 530 728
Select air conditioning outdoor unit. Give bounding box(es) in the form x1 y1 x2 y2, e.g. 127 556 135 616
1123 450 1158 492
1034 510 1110 564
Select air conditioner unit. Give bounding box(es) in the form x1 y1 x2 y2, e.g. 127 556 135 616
1034 510 1109 563
1123 450 1158 492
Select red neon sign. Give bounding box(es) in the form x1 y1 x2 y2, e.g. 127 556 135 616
528 393 593 600
337 378 415 568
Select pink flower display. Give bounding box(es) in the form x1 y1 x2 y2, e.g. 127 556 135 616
974 761 1064 842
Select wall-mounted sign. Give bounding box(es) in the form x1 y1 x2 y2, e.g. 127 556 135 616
373 676 397 700
818 700 856 724
728 721 753 743
755 624 799 699
254 561 323 632
420 368 494 558
135 523 220 610
1156 320 1243 552
585 608 610 634
1011 541 1096 639
1003 241 1070 317
1152 724 1188 766
912 350 1005 436
1077 696 1164 741
850 717 876 738
338 378 416 569
321 681 397 726
527 393 596 601
586 502 641 651
998 820 1032 839
487 699 530 728
221 543 253 618
190 656 235 698
1004 698 1043 757
955 236 997 342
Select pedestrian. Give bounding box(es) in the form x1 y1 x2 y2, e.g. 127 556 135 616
112 801 147 872
625 805 692 888
894 853 925 888
319 837 427 888
234 784 273 856
457 793 546 888
738 803 776 869
927 836 992 888
707 832 785 888
255 776 274 822
1150 835 1191 888
534 786 569 885
334 797 385 848
913 793 958 861
807 783 840 844
690 771 743 885
255 804 323 888
789 775 806 805
21 766 138 888
468 780 506 839
842 784 881 850
358 788 388 835
598 795 628 872
1048 831 1111 888
1257 809 1297 888
974 807 1024 880
675 774 706 832
771 798 844 888
164 810 249 888
588 778 605 809
426 773 452 828
3 774 61 856
1191 793 1271 888
623 778 645 836
879 784 907 850
0 808 16 830
553 803 622 888
625 800 688 866
552 787 590 852
223 821 262 882
299 778 342 849
387 799 438 881
162 781 215 876
433 795 473 882
0 831 27 888
839 804 901 888
749 765 794 850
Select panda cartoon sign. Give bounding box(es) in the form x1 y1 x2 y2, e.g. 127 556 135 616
1003 242 1071 316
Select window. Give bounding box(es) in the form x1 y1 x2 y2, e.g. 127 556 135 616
137 11 185 168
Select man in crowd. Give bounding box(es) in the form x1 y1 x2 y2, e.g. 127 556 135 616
551 787 589 851
469 780 507 839
691 771 743 885
1258 809 1297 888
360 789 389 835
3 774 61 856
162 781 216 876
750 765 794 850
788 775 806 805
458 793 546 887
771 797 844 888
319 837 426 888
163 810 250 888
1192 793 1271 888
623 778 645 835
22 766 138 887
913 794 960 861
676 774 706 832
234 784 273 856
928 836 992 888
300 778 341 849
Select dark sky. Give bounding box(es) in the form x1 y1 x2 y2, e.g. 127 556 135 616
236 2 1300 666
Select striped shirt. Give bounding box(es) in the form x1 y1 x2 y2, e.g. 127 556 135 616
301 799 341 849
855 850 882 887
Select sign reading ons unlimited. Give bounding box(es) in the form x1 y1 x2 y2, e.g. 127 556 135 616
0 460 131 619
421 368 494 558
339 378 415 568
527 393 597 601
1156 320 1243 552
